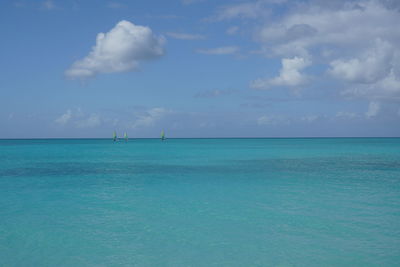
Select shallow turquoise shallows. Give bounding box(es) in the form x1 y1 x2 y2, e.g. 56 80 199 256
1 138 399 266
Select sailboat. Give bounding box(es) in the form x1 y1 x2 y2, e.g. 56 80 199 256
124 132 128 142
113 131 117 142
161 130 165 141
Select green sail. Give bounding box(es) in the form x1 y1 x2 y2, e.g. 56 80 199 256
113 131 117 142
124 132 128 141
161 130 165 141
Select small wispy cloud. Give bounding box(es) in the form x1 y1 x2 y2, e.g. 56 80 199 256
75 114 101 128
258 113 324 126
55 109 102 128
209 0 279 21
196 46 239 55
55 109 72 125
226 26 239 35
335 111 358 119
14 1 27 8
144 14 181 19
181 0 206 5
166 32 205 40
42 0 56 10
300 115 320 123
107 2 125 9
131 107 172 129
195 89 238 98
257 114 289 126
366 102 380 118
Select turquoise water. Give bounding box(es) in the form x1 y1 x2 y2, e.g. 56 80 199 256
0 138 399 266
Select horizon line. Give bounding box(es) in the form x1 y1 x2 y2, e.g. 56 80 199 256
1 136 399 140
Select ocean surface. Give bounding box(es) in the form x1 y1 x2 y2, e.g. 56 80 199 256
0 138 399 266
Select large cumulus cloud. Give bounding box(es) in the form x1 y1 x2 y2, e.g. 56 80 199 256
65 20 165 79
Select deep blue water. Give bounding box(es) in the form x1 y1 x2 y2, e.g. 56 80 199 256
0 138 399 266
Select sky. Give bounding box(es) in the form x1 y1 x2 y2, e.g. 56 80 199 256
0 0 400 138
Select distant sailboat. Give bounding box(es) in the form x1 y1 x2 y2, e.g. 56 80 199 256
124 132 128 142
113 131 117 142
161 130 165 141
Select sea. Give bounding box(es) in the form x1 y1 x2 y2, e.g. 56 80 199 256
0 138 399 266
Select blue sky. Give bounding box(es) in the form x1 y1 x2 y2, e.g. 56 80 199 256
1 0 399 138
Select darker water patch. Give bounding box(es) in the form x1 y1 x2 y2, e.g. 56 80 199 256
1 155 399 179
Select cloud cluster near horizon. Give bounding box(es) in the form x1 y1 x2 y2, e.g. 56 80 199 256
130 107 172 129
65 20 165 79
245 0 400 102
55 108 102 128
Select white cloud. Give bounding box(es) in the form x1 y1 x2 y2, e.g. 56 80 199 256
329 39 394 84
195 89 238 98
196 46 239 55
216 2 264 20
131 107 171 128
212 0 285 21
55 109 102 128
257 114 288 125
199 121 216 128
166 32 205 40
226 26 239 35
365 101 380 118
144 14 181 19
251 57 310 89
257 115 274 125
14 2 26 8
241 0 400 103
336 39 400 100
256 1 400 58
341 69 400 101
258 112 364 126
335 111 358 119
107 2 125 9
301 115 319 123
65 20 165 79
181 0 206 5
42 0 56 10
75 114 101 128
55 109 72 125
